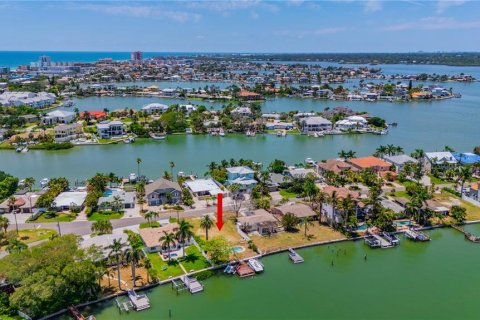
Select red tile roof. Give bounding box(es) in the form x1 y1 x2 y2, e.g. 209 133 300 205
348 156 391 169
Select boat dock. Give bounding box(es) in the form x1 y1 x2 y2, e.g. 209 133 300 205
288 248 304 263
115 298 133 313
127 290 150 311
181 276 204 294
68 306 96 320
452 225 480 243
405 229 430 241
371 234 394 248
235 261 256 278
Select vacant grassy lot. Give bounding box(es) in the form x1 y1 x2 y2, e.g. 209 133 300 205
88 211 124 221
180 245 211 273
435 190 480 221
28 212 76 223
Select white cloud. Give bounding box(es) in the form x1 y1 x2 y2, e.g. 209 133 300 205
275 27 346 38
384 16 480 31
436 0 467 14
186 0 278 13
363 0 382 13
70 3 201 23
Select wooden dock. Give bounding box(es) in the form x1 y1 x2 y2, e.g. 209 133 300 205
371 234 394 248
68 306 96 320
181 276 204 294
235 261 255 278
288 248 304 263
452 225 480 243
127 290 150 311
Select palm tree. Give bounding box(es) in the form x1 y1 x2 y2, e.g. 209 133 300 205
159 231 176 261
6 239 27 253
162 170 172 181
145 211 159 227
457 166 472 195
375 145 388 157
112 195 124 212
200 215 214 240
444 145 455 152
176 219 194 257
169 161 176 181
24 177 36 191
125 246 145 287
8 196 18 235
107 239 127 290
136 158 142 177
0 216 9 234
328 191 339 227
313 191 327 224
339 194 356 230
281 212 299 232
298 216 314 237
136 182 146 212
91 219 113 234
144 259 152 283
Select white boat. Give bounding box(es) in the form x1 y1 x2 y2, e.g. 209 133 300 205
21 147 29 153
40 178 49 188
177 171 186 178
129 173 137 182
16 147 23 152
123 137 133 143
219 130 225 137
247 258 264 273
149 132 166 140
305 158 315 165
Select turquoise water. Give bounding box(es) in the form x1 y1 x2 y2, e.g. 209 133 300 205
72 225 480 320
103 189 113 197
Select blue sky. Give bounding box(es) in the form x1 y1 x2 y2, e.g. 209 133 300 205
1 0 479 52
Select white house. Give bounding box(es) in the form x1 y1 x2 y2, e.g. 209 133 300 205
424 152 457 172
42 110 76 125
96 120 125 138
301 116 332 133
335 115 368 130
54 122 83 142
141 103 169 114
231 107 252 116
54 191 88 211
184 179 223 197
0 91 56 108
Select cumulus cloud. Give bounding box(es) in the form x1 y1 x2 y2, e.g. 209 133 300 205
363 0 382 13
383 16 480 31
436 0 468 14
70 3 201 23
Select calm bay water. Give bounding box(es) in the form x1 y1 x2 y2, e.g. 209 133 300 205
72 225 480 320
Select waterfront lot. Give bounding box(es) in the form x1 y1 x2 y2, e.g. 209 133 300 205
251 224 345 253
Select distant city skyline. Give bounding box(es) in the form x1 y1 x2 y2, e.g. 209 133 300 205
1 1 479 52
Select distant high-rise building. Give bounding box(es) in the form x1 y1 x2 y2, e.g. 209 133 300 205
131 51 143 61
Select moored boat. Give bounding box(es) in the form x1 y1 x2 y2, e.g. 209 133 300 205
247 258 264 273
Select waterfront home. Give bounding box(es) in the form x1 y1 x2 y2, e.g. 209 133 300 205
293 112 315 119
347 156 391 172
80 233 129 257
271 203 317 220
184 179 223 197
145 178 182 206
383 154 418 173
96 120 125 138
141 103 169 114
97 189 136 209
425 199 449 215
54 122 83 142
140 223 193 253
321 186 363 223
237 90 263 101
20 114 38 123
334 115 368 130
0 191 41 214
265 121 294 130
79 111 107 120
322 106 355 119
301 116 332 133
423 152 457 172
287 167 317 180
42 110 76 125
452 152 480 165
267 173 291 191
161 88 177 97
380 199 405 216
226 166 257 191
317 159 358 175
180 104 197 114
231 106 252 117
237 209 279 235
54 191 88 211
261 113 281 120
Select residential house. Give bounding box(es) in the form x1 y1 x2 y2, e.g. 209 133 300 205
0 192 41 214
383 154 418 173
54 122 83 142
237 209 279 235
425 199 449 215
42 110 75 125
145 178 182 206
80 111 107 120
334 115 368 130
423 152 457 172
54 191 88 211
141 103 169 114
271 203 317 220
226 166 257 191
96 120 125 138
452 152 480 165
301 116 332 133
140 223 193 253
267 173 291 191
467 183 479 201
321 186 363 223
347 156 392 172
237 90 263 101
97 189 136 209
80 233 129 258
231 106 252 117
184 179 223 197
316 159 358 175
287 167 317 180
265 121 294 130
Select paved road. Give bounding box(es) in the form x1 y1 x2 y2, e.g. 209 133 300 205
11 204 236 236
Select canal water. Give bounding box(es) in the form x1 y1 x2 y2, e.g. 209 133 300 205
1 64 480 182
72 225 480 320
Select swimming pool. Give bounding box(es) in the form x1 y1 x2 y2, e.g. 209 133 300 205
103 189 113 197
394 220 413 227
231 246 245 253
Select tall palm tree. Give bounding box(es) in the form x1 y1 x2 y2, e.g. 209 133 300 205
200 215 214 240
136 182 146 212
125 246 145 287
457 166 473 195
8 196 18 235
144 259 152 283
159 231 176 261
91 219 113 235
314 191 327 224
339 194 356 230
107 239 127 290
328 191 339 228
112 195 124 212
176 219 194 257
169 161 176 181
299 216 314 237
136 158 142 177
375 145 388 157
24 177 36 191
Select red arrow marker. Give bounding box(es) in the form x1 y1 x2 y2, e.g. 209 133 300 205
216 193 223 231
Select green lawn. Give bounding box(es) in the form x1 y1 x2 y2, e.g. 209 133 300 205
0 229 57 252
139 222 160 229
28 212 76 223
0 314 23 320
180 245 211 272
146 252 185 280
428 175 452 185
279 189 299 199
394 190 411 199
88 211 124 221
